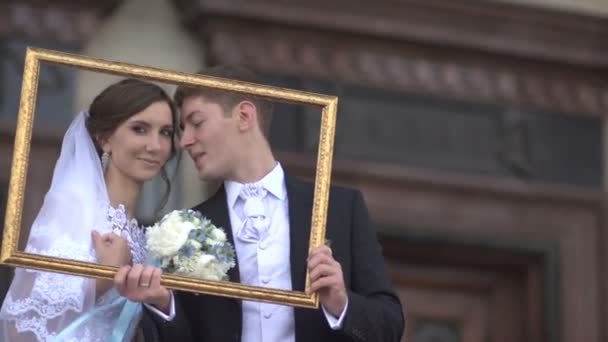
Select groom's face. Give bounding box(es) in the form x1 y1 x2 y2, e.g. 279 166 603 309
179 96 239 180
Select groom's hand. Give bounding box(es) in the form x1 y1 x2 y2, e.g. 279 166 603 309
114 264 172 314
307 245 348 317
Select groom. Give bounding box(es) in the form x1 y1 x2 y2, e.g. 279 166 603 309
114 65 405 341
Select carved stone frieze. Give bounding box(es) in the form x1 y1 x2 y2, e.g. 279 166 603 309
174 0 608 68
205 22 608 117
0 1 122 45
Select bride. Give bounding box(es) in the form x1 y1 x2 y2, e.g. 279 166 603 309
0 78 178 341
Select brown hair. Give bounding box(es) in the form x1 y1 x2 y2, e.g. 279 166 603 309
86 78 179 210
174 65 274 137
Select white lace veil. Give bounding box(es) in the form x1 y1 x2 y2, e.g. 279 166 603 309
0 111 111 341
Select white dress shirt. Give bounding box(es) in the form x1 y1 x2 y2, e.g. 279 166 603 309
225 163 294 342
149 163 347 341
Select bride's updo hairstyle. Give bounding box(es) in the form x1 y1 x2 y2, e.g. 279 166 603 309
85 78 179 210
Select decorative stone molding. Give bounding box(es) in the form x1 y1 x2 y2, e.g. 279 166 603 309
504 0 608 18
205 23 608 117
0 1 122 45
174 0 608 68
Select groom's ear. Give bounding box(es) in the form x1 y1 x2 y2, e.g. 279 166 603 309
236 100 258 133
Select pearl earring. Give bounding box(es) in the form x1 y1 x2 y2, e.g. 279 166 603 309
101 151 110 170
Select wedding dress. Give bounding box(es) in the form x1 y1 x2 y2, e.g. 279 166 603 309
0 112 146 342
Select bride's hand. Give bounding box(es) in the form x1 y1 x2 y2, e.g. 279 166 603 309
114 264 172 314
92 230 132 267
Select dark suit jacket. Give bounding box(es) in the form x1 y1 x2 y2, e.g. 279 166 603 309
148 176 404 342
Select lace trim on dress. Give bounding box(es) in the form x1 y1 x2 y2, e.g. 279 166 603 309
107 204 147 265
0 204 146 342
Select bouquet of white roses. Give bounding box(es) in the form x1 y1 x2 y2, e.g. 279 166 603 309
145 209 236 281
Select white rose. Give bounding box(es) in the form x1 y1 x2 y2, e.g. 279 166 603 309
165 212 184 227
177 221 196 233
192 254 222 280
210 228 227 242
162 210 180 223
187 239 202 250
195 254 214 268
146 220 193 257
174 256 196 275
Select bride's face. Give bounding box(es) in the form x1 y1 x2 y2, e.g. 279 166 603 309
103 101 174 183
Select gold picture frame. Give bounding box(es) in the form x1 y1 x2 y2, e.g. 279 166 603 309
0 47 337 308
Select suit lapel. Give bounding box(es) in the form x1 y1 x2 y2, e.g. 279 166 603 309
286 176 319 342
194 186 240 283
286 176 313 292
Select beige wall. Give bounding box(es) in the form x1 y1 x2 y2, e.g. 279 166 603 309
74 0 211 220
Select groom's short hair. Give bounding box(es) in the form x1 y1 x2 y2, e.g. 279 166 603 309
174 65 273 137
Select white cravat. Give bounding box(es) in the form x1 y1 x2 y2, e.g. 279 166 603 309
227 164 295 342
236 184 271 243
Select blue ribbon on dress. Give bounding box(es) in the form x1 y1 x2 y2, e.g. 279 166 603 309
52 291 141 342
